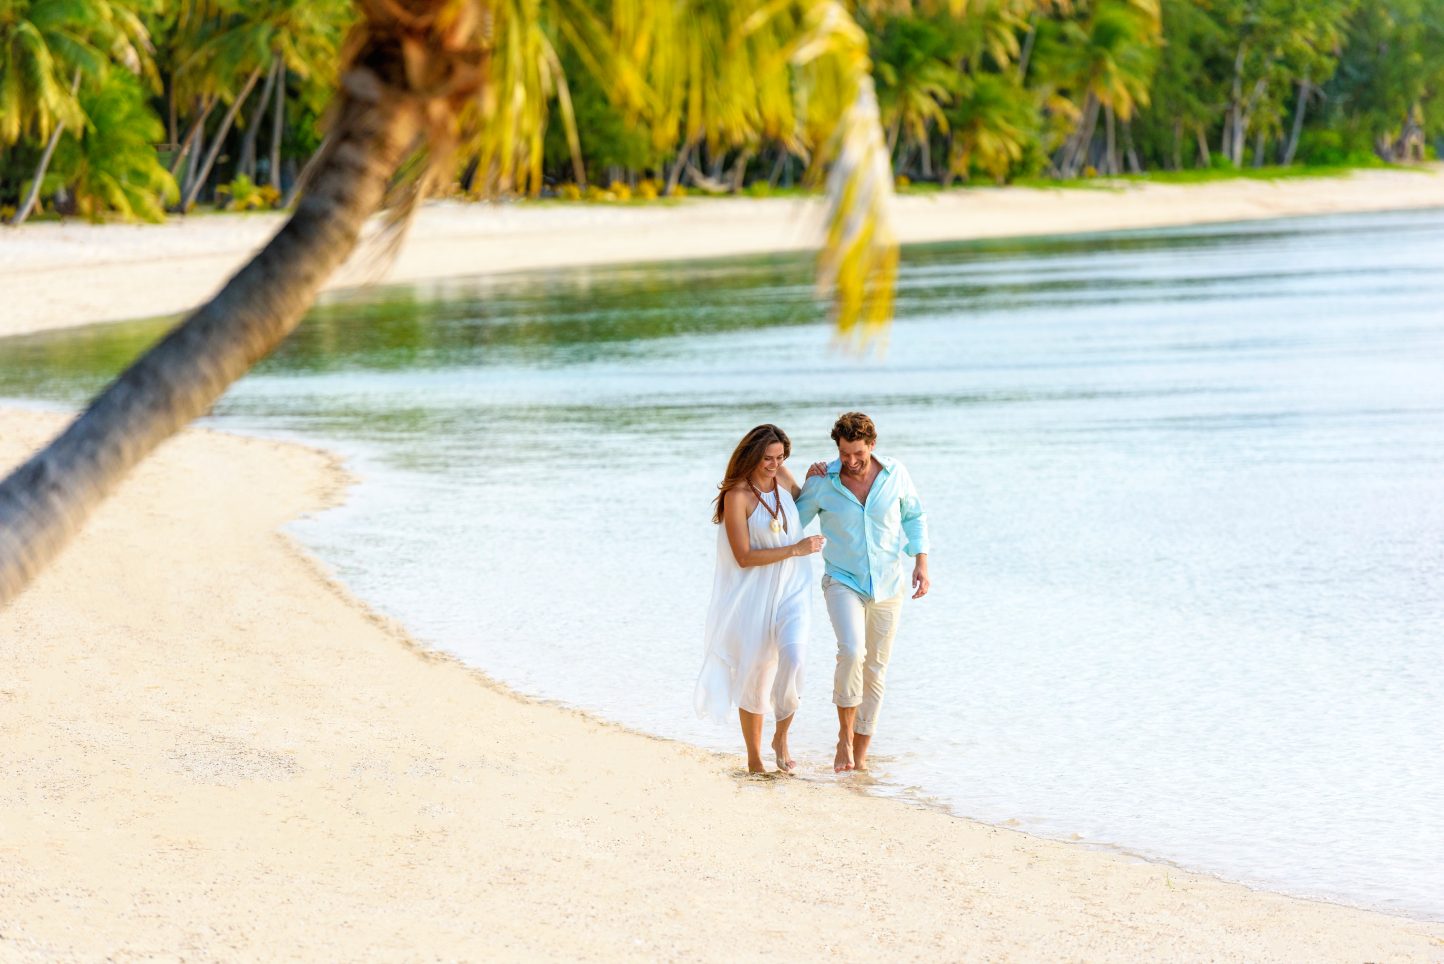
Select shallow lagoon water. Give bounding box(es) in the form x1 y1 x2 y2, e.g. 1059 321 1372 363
3 208 1442 919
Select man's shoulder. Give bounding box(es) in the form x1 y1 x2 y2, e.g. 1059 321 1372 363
876 453 909 477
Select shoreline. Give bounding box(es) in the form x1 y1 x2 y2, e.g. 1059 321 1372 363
3 405 1443 958
4 165 1444 340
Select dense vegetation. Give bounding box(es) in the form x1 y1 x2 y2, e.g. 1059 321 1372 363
2 0 1442 224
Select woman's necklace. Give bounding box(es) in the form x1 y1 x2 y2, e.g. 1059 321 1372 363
750 481 787 534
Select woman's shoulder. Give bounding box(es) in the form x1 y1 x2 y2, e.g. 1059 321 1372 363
730 481 757 500
724 481 757 513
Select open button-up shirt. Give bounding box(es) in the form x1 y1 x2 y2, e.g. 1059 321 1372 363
794 454 929 601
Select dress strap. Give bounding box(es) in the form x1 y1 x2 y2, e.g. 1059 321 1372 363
749 482 788 534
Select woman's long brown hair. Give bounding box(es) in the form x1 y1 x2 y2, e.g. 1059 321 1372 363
713 424 791 524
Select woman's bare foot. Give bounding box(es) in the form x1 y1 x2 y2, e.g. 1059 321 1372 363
747 753 767 774
771 734 795 773
833 739 854 772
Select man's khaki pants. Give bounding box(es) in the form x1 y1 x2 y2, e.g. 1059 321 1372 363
822 574 904 737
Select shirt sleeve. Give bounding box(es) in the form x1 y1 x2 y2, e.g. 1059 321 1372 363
899 467 930 556
795 476 823 528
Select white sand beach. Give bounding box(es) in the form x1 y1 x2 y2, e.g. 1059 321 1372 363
5 172 1444 958
2 407 1443 959
4 166 1444 339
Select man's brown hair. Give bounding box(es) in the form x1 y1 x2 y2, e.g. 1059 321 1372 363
830 411 877 445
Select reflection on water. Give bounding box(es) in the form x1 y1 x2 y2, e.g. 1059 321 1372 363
4 209 1443 920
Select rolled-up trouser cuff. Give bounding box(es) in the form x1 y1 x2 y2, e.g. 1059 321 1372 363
823 575 903 739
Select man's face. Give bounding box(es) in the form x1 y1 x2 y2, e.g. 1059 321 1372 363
837 438 874 475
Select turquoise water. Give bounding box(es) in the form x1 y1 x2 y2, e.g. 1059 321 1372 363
3 209 1443 919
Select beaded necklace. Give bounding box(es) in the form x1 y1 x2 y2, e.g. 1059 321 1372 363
749 481 787 534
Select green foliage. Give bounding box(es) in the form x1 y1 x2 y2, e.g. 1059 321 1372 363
43 69 177 220
215 173 279 209
7 0 1444 226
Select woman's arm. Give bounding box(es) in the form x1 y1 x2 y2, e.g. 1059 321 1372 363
723 485 823 568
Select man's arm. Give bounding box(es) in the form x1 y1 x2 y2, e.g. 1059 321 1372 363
899 468 930 598
899 467 929 556
794 474 824 529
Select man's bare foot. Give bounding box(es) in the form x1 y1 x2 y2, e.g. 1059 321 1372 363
852 733 872 772
770 734 795 773
834 739 854 772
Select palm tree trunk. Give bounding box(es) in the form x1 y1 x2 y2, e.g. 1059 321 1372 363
181 67 264 211
169 98 217 177
1123 120 1141 174
729 148 752 192
1171 119 1183 170
1195 123 1211 168
1104 105 1118 175
1016 15 1038 82
0 72 422 607
280 133 327 209
167 76 178 147
269 63 287 192
664 140 694 195
240 56 281 180
766 148 787 187
1224 41 1246 166
11 125 65 227
1063 94 1100 177
1281 80 1310 165
1234 77 1266 168
10 69 81 227
551 64 587 189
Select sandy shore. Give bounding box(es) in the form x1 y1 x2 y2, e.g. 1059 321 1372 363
2 407 1442 960
4 166 1444 339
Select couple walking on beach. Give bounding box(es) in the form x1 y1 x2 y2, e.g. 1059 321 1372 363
695 412 930 774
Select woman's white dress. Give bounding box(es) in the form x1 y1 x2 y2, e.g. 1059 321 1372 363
695 487 811 723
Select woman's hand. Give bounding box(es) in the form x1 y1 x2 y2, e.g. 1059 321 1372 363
792 535 825 557
806 461 828 480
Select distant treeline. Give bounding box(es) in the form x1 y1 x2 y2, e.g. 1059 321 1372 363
2 0 1442 224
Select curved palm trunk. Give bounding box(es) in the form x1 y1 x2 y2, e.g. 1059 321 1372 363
239 56 281 179
10 122 66 227
664 140 694 195
1281 81 1310 166
170 98 218 177
269 63 287 192
10 69 81 227
180 67 264 211
0 74 420 607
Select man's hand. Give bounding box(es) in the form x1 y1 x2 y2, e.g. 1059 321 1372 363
806 461 828 480
911 555 930 599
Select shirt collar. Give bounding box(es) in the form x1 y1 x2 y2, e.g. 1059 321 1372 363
826 453 893 476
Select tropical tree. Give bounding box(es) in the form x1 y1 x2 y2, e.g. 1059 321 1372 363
1324 0 1444 162
945 70 1034 182
1050 0 1161 176
41 70 179 219
1 0 155 224
1131 0 1228 168
0 0 900 605
871 14 960 173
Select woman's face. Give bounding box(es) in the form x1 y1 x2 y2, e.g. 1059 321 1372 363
756 441 786 481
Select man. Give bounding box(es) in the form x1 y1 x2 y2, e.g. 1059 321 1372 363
795 412 930 773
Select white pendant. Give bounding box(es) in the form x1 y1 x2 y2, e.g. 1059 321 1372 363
770 519 782 533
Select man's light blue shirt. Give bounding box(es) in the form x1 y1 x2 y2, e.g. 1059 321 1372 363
794 454 929 601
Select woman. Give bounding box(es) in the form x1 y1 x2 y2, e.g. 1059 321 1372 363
695 424 823 774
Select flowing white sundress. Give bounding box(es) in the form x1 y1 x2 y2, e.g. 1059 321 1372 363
695 485 812 723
